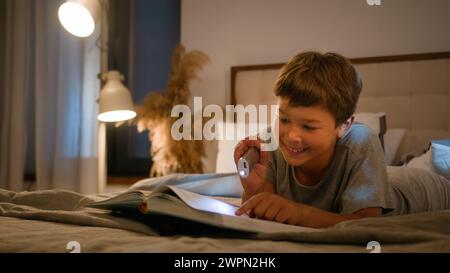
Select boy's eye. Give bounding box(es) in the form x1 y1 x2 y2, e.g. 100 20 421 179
279 117 289 123
303 125 316 130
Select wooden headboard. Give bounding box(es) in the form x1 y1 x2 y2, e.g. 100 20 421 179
230 52 450 161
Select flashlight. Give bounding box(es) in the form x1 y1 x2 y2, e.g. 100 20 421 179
237 147 260 178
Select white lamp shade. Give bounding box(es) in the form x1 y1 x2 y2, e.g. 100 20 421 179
58 0 100 37
98 71 136 122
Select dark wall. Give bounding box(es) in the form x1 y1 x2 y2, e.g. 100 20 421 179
107 0 181 177
132 0 181 102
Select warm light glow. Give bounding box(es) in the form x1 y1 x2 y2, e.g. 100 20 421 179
58 2 95 37
97 110 136 122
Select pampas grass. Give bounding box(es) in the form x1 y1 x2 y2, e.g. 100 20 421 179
136 44 210 177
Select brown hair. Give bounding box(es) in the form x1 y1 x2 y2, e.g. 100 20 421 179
274 51 362 126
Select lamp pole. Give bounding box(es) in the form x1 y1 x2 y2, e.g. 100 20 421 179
98 0 108 194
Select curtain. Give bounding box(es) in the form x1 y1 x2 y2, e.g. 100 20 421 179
0 0 100 194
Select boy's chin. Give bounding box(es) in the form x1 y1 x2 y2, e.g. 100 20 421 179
280 150 310 166
285 157 308 167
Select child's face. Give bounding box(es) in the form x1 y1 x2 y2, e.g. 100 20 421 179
277 98 342 169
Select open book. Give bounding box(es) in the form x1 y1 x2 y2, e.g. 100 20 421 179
87 185 318 234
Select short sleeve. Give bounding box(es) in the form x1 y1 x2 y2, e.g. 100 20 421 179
340 147 395 214
266 150 277 185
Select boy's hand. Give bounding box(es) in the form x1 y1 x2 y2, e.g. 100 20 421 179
234 137 271 197
235 192 302 226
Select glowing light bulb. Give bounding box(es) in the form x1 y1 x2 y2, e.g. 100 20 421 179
97 110 137 123
58 2 95 37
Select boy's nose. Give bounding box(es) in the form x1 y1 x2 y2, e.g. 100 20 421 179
287 126 303 143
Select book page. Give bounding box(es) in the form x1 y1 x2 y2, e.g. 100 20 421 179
167 185 239 216
211 196 241 207
86 190 151 211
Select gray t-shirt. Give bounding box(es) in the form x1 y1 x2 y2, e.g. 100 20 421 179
267 123 395 215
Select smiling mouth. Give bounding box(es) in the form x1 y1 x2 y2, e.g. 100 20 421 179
283 143 309 154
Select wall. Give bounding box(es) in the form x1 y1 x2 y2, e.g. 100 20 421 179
181 0 450 172
107 0 180 177
130 0 180 158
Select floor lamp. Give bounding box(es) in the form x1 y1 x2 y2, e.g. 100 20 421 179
58 0 136 193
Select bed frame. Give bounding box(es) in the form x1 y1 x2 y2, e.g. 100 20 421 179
230 52 450 161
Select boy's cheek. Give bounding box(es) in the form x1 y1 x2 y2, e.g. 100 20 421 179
276 127 290 145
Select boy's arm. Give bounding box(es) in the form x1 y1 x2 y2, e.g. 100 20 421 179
297 204 381 228
236 192 381 228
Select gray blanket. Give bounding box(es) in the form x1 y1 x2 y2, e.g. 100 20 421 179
1 173 450 252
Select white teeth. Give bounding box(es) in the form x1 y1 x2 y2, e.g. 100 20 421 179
287 146 303 153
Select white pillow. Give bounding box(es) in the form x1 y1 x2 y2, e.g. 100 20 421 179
216 139 240 173
353 112 386 135
431 143 450 181
384 128 406 165
215 122 269 173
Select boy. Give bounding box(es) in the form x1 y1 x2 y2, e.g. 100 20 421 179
234 51 450 228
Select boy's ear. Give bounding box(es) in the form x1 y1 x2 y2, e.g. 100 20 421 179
337 116 354 138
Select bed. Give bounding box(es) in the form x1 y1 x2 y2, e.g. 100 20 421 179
1 52 450 253
1 179 450 253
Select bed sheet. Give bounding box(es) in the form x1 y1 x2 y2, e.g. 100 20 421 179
0 187 449 253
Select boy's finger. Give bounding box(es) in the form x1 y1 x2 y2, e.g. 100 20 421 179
242 139 262 149
235 194 264 216
235 200 254 216
264 204 283 221
235 138 264 164
252 195 273 218
254 164 268 179
234 141 249 163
